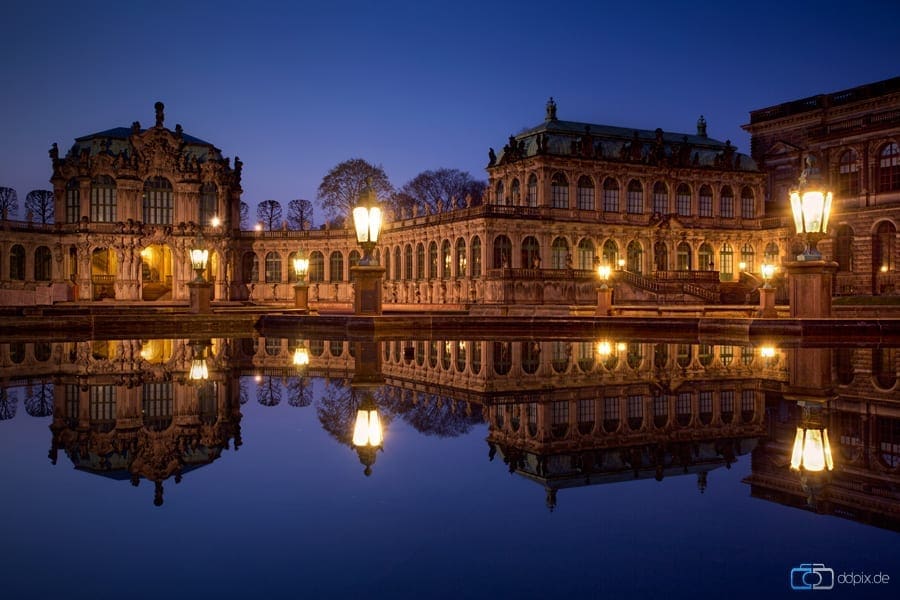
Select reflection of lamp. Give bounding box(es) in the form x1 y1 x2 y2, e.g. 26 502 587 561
188 340 210 381
210 216 221 228
351 340 385 476
789 156 833 261
790 403 834 473
758 345 776 359
292 342 309 367
596 264 613 316
352 178 383 266
293 249 310 311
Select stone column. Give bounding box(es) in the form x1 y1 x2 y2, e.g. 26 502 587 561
758 285 777 317
350 265 386 315
785 261 838 318
188 281 212 313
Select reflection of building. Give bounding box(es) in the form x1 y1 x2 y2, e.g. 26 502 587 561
744 76 900 296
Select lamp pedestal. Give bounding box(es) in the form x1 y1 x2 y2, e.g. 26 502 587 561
596 286 612 316
294 282 309 312
785 260 837 318
350 265 386 315
188 281 212 314
758 286 777 317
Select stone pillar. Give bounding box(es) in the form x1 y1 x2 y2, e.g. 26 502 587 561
785 261 838 318
294 282 309 311
188 281 212 313
596 286 613 316
758 285 777 317
350 265 386 315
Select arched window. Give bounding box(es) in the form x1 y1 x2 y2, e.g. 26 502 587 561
383 249 390 279
676 242 691 271
441 240 451 278
66 179 80 223
143 177 173 225
200 182 217 226
242 252 259 283
265 252 282 283
416 243 425 279
428 241 438 279
309 251 325 282
626 180 643 214
626 240 642 273
34 246 52 281
493 235 512 268
740 187 755 219
873 221 896 282
522 236 541 269
872 348 896 390
404 245 413 279
471 236 482 277
526 174 538 207
602 239 618 266
719 186 734 218
551 237 569 269
835 225 853 272
699 243 714 270
740 244 755 272
764 242 779 265
838 149 860 197
393 247 401 281
699 185 713 217
720 243 734 280
329 251 344 281
456 238 466 276
676 183 691 216
878 143 900 192
653 241 668 271
602 178 619 212
576 238 595 270
577 176 595 210
495 180 506 205
91 175 117 223
876 417 900 468
349 250 360 269
652 181 668 214
521 341 540 375
510 178 521 205
287 251 298 283
551 173 568 208
493 341 511 375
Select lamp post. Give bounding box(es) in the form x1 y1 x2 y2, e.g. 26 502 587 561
188 232 212 313
350 340 385 476
758 263 777 317
785 155 838 318
188 340 210 382
350 177 386 315
596 263 613 316
292 250 310 312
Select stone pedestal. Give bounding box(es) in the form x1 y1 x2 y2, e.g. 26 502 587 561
785 260 838 318
187 281 212 314
294 283 309 311
596 286 612 316
350 265 386 315
758 285 777 317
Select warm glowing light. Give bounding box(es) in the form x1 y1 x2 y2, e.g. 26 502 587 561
738 261 747 271
881 265 889 273
790 427 834 472
597 264 611 281
761 263 775 281
293 253 310 279
790 190 832 235
759 345 776 358
353 206 383 244
293 347 309 366
617 258 626 269
210 216 221 228
140 247 153 259
190 248 209 270
254 374 262 383
254 222 263 232
353 408 383 447
616 342 627 352
189 358 209 381
596 340 612 357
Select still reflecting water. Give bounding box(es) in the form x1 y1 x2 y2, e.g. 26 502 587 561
1 336 897 598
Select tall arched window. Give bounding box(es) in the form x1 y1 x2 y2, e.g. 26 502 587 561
626 240 643 273
652 181 668 214
493 235 512 268
91 175 117 223
653 241 667 271
626 180 643 214
441 240 451 278
526 174 538 207
577 176 595 210
404 245 413 279
329 251 344 281
510 178 521 205
383 249 390 279
242 252 259 283
764 242 779 265
878 143 900 192
66 179 80 223
602 178 619 212
393 247 401 281
551 237 569 269
495 180 506 205
719 186 734 218
576 238 595 270
143 177 173 225
428 241 438 279
200 182 217 226
551 173 569 209
309 251 325 282
416 243 425 280
455 238 466 276
676 183 691 216
34 246 52 281
740 244 755 272
720 243 734 280
602 239 618 266
699 243 714 270
740 187 755 219
835 225 853 272
838 149 860 197
522 236 541 269
872 348 897 390
699 185 713 217
265 252 282 283
471 236 482 277
873 221 896 275
676 242 691 270
349 250 360 269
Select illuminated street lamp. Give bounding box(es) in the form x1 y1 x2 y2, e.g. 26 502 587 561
596 263 613 316
789 156 833 261
352 177 383 266
761 263 776 288
758 263 778 317
293 249 310 311
190 234 210 284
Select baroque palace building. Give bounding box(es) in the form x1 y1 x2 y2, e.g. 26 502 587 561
2 78 899 308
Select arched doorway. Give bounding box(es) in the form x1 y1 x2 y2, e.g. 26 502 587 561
140 244 173 301
91 248 116 300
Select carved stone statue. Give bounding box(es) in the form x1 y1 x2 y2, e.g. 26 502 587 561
488 148 496 166
154 102 165 128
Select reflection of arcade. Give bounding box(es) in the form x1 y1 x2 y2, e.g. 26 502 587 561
745 346 900 530
44 338 242 506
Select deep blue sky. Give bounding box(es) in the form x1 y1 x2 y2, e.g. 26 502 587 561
2 0 899 224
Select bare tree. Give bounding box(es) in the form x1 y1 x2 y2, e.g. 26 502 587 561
256 200 283 231
25 189 55 224
287 198 314 230
24 384 54 417
286 377 313 408
257 376 282 407
0 389 17 421
0 186 18 220
317 158 393 221
239 201 250 229
399 168 485 214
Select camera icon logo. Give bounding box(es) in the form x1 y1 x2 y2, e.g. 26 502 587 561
791 563 835 590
